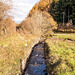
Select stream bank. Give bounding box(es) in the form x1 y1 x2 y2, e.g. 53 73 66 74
22 42 47 75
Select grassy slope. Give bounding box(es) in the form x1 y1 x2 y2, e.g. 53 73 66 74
0 34 39 75
46 34 75 75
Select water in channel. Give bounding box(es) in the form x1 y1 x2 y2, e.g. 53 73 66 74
24 42 47 75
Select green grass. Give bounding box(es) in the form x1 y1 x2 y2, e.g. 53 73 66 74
54 33 75 40
46 34 75 75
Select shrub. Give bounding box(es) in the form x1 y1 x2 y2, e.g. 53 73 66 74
26 0 57 37
0 0 13 36
20 11 53 37
42 11 57 30
0 17 16 36
0 0 11 21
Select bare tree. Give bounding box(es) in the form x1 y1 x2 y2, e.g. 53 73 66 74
0 0 12 21
0 0 13 35
20 11 53 37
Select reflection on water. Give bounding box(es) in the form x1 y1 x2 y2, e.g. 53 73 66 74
24 43 47 75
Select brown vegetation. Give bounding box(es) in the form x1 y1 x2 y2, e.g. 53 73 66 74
28 0 53 15
0 0 57 74
20 11 53 37
0 0 11 21
20 0 57 37
0 0 15 36
54 26 75 33
38 0 52 11
0 17 16 35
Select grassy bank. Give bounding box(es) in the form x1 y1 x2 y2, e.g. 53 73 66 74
54 33 75 40
45 33 75 75
0 34 39 75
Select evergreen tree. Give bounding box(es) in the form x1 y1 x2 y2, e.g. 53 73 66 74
50 0 75 25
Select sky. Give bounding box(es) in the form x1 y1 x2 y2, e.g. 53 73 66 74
10 0 40 23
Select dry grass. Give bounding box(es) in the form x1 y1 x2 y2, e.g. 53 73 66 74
54 25 75 33
0 34 39 75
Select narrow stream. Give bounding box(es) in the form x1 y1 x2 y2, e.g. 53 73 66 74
23 42 47 75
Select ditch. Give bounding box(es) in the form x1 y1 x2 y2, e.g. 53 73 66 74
22 41 47 75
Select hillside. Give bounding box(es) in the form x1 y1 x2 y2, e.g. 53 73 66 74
19 0 57 37
28 0 57 29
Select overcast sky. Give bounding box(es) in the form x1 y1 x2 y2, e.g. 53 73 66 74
11 0 40 23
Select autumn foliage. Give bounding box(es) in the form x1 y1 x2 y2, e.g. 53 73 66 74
0 0 11 21
0 0 17 36
38 0 52 10
0 17 16 35
20 11 52 37
20 0 57 37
